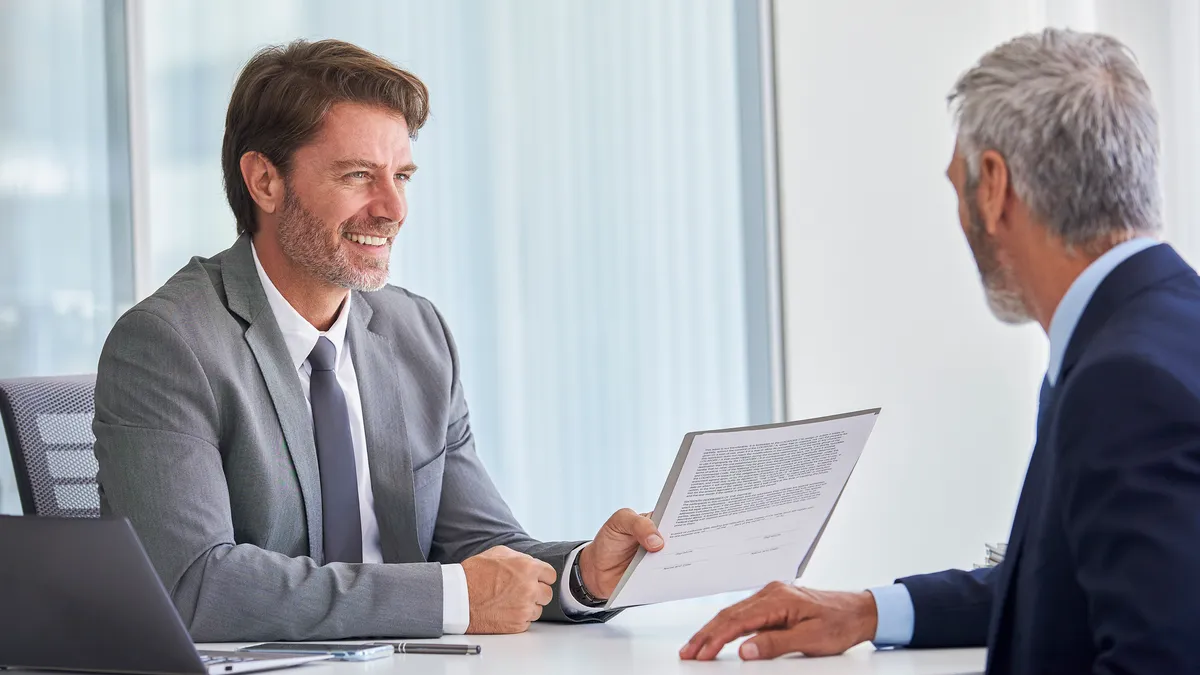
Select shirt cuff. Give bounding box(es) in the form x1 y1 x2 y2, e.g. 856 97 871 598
868 584 915 648
558 543 605 616
441 563 470 634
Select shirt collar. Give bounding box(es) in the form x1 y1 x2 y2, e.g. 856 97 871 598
1046 237 1159 385
251 241 352 372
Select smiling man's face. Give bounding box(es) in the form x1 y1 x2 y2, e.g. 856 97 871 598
274 102 417 292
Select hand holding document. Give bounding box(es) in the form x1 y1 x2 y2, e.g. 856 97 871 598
605 409 881 609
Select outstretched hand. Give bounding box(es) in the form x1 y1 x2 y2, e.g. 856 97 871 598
679 583 879 661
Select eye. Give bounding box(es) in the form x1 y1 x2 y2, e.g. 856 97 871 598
395 173 412 183
346 171 370 180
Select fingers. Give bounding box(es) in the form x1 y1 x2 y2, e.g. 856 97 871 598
525 579 551 624
686 612 758 653
501 619 534 635
741 625 800 661
680 599 765 660
690 611 771 660
681 583 807 661
740 621 833 660
681 586 868 661
524 559 555 608
532 558 557 586
464 547 559 636
535 581 554 607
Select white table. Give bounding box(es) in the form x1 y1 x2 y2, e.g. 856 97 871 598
204 597 985 675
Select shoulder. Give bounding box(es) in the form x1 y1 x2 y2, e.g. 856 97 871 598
1077 284 1200 385
1055 352 1200 466
104 251 234 355
1055 282 1200 445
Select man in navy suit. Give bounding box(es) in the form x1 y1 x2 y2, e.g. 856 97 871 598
680 28 1200 674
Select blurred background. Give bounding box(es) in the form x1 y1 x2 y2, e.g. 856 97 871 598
2 0 1199 593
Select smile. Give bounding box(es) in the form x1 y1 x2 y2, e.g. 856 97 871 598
343 233 389 247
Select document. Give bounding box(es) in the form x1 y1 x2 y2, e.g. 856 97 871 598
606 408 881 609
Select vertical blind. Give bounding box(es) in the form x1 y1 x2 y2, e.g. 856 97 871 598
0 0 130 514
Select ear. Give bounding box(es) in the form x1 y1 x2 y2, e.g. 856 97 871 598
239 151 284 216
975 149 1010 237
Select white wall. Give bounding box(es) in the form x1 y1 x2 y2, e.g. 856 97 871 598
1089 0 1200 264
769 0 1200 591
772 1 1052 589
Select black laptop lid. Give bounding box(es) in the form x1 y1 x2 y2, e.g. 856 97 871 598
0 515 206 674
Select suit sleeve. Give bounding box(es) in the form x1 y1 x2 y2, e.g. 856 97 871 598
1056 357 1200 674
94 309 445 641
425 302 620 624
896 566 996 648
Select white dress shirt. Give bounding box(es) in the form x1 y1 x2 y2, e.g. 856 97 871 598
251 244 471 633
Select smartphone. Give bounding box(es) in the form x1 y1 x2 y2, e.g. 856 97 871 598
239 643 393 661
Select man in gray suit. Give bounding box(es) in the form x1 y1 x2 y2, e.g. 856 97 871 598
93 39 663 642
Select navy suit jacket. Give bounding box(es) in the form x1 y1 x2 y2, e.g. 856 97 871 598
898 244 1200 674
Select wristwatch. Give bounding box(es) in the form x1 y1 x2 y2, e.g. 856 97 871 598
569 552 607 608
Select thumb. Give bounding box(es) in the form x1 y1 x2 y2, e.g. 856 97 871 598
626 513 664 551
607 509 664 551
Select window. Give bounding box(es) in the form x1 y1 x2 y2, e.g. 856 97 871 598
1 1 781 544
0 0 134 514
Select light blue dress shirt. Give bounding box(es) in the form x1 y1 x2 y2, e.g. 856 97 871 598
867 237 1160 648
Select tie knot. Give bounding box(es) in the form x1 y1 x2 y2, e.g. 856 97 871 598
308 336 337 372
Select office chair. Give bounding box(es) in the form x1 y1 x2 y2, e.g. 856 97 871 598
0 375 99 517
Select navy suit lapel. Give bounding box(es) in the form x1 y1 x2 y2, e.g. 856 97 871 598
986 378 1059 671
1035 377 1053 431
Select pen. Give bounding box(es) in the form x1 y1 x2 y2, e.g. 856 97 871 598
372 642 482 655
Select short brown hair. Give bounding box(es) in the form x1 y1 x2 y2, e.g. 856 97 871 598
222 39 430 236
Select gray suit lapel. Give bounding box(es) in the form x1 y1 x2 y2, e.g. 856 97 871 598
222 235 324 562
348 297 424 563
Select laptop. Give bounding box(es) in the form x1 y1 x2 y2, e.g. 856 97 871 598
0 515 333 675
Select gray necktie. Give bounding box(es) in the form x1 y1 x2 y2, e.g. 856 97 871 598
308 336 363 564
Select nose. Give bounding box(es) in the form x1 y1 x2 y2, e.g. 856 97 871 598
368 179 406 225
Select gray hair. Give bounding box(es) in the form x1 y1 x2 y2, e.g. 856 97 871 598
949 28 1162 251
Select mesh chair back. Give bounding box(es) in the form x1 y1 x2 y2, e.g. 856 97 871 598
0 375 99 517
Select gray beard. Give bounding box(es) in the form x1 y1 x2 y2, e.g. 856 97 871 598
965 194 1032 325
276 187 391 292
983 281 1031 325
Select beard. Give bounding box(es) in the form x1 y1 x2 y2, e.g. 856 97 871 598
276 185 393 292
964 192 1032 325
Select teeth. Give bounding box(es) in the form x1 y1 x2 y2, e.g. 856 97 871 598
344 233 387 246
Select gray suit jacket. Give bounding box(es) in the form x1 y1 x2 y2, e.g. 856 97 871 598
93 235 615 641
